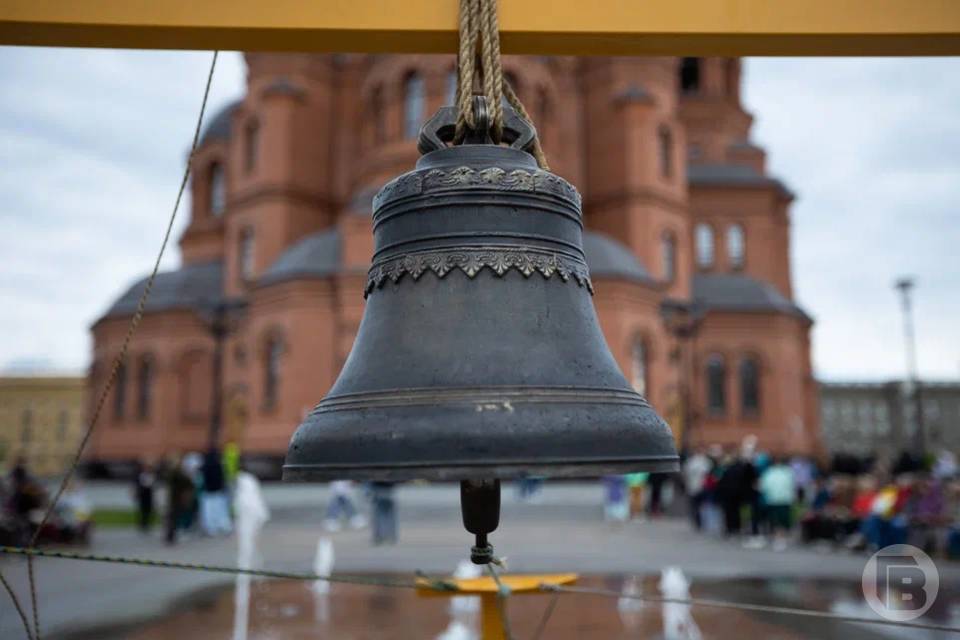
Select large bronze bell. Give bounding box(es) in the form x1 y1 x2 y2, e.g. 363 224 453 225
285 99 677 560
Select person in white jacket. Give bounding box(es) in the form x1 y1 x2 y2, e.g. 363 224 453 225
683 448 712 531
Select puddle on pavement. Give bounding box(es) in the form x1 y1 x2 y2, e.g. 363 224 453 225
116 574 956 640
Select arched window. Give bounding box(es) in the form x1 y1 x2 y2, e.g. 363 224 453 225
740 357 760 414
630 339 649 398
661 232 677 283
239 227 255 281
657 126 673 179
371 85 385 140
136 356 154 421
727 224 745 270
695 223 714 268
680 58 701 94
445 70 458 106
114 360 127 420
244 119 259 173
706 354 726 414
263 335 284 411
403 72 425 139
209 162 226 216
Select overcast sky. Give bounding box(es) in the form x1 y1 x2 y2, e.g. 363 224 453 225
0 49 957 380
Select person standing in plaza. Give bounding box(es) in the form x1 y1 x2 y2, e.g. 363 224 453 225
222 442 241 494
370 481 398 545
200 448 233 536
759 457 796 551
647 472 668 517
790 455 815 505
626 472 649 521
714 452 741 536
603 475 628 522
133 459 157 534
324 480 366 532
683 448 712 530
164 454 195 545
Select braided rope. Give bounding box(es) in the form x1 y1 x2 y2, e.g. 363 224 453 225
455 0 479 139
503 80 550 170
477 0 504 142
454 0 548 168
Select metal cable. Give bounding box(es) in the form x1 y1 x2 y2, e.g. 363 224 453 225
16 50 220 640
0 569 34 640
485 563 516 640
2 546 420 590
530 587 560 640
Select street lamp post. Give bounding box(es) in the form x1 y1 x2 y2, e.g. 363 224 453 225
660 301 704 454
894 277 924 457
201 300 247 451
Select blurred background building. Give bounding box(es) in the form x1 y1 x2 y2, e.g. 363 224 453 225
86 55 818 476
820 380 960 459
0 374 86 476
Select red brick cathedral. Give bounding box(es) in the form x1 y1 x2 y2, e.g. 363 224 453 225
88 55 819 472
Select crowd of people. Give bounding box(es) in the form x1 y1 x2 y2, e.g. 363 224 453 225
0 457 92 546
142 458 400 547
679 437 960 557
138 444 242 545
603 472 672 522
9 436 960 561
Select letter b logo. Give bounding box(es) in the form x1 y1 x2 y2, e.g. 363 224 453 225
863 545 938 621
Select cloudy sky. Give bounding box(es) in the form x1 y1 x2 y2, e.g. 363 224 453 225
0 49 957 380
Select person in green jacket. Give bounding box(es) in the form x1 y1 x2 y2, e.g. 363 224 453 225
626 472 649 520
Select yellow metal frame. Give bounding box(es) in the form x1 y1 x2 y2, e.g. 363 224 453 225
2 0 959 55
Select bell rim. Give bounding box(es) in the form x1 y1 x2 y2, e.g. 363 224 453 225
282 456 679 483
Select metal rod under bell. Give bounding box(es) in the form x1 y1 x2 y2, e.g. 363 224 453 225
460 479 501 564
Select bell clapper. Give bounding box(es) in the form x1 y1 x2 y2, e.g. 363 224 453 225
460 479 501 565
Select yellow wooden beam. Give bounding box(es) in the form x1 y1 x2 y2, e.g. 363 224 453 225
1 0 959 56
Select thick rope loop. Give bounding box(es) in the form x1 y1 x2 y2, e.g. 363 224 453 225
454 0 548 169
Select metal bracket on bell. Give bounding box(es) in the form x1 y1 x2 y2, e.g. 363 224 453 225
417 96 538 157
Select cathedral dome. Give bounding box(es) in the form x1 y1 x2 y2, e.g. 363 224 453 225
199 99 241 145
693 273 810 320
582 231 653 283
258 228 342 286
103 261 223 319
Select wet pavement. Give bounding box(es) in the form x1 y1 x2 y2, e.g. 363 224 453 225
5 484 960 639
109 574 959 640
